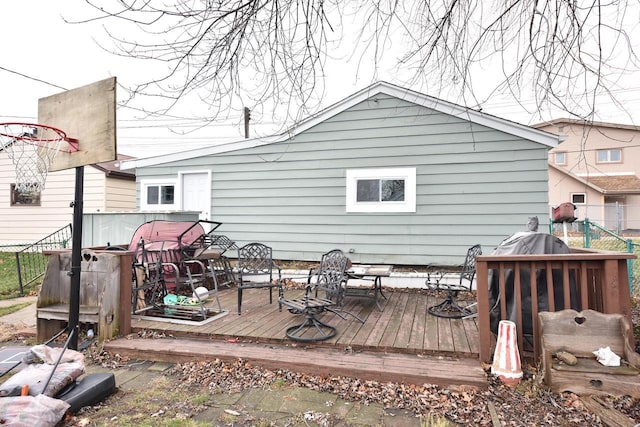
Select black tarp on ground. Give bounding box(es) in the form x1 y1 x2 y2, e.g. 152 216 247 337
488 232 580 345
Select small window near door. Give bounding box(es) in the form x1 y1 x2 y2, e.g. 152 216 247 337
596 149 621 163
346 168 416 213
10 184 41 206
571 193 586 204
141 181 177 210
553 151 567 165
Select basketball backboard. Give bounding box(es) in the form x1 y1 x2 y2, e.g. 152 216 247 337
38 77 117 172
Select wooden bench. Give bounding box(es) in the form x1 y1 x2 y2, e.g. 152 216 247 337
539 309 640 398
37 249 131 342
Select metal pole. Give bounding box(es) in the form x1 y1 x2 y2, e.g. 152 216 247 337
68 166 84 350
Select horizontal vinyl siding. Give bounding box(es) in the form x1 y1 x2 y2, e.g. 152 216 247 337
82 168 108 212
0 156 118 246
0 164 75 245
104 178 136 211
137 95 551 265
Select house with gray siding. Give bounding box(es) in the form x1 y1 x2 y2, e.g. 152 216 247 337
120 82 560 266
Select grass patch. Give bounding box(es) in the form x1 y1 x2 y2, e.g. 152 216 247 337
0 302 32 317
0 251 44 300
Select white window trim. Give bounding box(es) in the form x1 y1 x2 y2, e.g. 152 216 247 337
554 151 567 165
571 192 586 205
140 178 178 211
346 168 416 213
596 149 621 163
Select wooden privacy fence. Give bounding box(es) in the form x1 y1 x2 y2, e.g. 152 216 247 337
476 249 636 363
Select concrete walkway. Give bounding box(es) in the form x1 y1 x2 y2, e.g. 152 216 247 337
0 298 424 425
0 295 37 327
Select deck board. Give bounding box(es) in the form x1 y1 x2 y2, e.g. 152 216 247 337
129 287 479 357
104 337 487 388
118 287 484 387
393 292 418 350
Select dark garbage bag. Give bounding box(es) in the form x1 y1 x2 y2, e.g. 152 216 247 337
488 232 580 346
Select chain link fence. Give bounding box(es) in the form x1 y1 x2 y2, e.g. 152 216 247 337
551 219 640 297
569 203 640 234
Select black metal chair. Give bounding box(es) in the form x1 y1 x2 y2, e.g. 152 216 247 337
426 244 482 319
311 249 350 305
236 242 282 314
279 249 362 342
278 284 339 342
131 238 168 315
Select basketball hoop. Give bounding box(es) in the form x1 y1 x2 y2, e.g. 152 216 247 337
0 122 78 193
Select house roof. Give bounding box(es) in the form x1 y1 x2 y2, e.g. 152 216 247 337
93 154 136 180
549 164 640 195
533 118 640 132
120 81 561 170
585 175 640 193
549 163 603 192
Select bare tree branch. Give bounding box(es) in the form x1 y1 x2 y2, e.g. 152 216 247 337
72 0 640 129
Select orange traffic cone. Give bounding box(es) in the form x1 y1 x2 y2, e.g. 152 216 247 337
491 320 523 386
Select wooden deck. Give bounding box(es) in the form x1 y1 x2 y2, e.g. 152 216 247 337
128 287 479 357
104 286 487 388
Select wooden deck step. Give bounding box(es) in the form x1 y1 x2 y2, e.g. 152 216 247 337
104 337 488 389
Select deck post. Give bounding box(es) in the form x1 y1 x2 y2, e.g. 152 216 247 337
475 258 492 363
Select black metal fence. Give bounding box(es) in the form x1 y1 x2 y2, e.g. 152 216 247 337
15 224 72 296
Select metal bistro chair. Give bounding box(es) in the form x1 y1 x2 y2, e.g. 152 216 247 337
279 249 362 342
426 244 482 319
236 242 282 314
311 249 350 305
131 238 168 315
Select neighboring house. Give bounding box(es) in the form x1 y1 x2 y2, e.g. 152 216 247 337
0 154 136 247
120 81 560 266
535 119 640 232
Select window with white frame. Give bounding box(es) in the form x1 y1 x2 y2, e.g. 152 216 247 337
10 184 41 206
553 151 566 165
571 193 586 205
141 180 177 210
346 168 416 213
596 149 621 163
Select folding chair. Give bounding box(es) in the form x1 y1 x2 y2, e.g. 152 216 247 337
426 244 482 319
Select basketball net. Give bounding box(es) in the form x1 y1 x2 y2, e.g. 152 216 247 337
0 123 68 193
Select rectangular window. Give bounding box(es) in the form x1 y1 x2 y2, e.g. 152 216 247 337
141 180 177 210
554 152 566 165
10 184 41 206
356 179 405 202
572 193 586 204
596 149 621 163
346 168 416 213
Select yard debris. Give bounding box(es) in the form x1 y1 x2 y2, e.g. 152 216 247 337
163 357 640 425
555 351 578 366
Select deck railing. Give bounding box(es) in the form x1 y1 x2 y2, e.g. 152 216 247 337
476 248 636 363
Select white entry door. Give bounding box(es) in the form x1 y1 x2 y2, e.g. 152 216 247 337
181 172 211 222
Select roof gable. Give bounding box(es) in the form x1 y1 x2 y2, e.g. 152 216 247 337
121 81 560 170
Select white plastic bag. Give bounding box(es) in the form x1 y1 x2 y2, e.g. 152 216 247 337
593 346 621 367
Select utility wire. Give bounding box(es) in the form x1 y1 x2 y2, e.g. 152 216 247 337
0 66 67 91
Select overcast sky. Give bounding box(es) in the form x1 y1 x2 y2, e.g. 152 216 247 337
2 1 640 159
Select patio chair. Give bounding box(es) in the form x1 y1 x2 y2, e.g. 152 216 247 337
426 244 482 319
236 242 282 314
310 249 351 305
131 238 168 314
279 249 363 341
278 283 340 342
